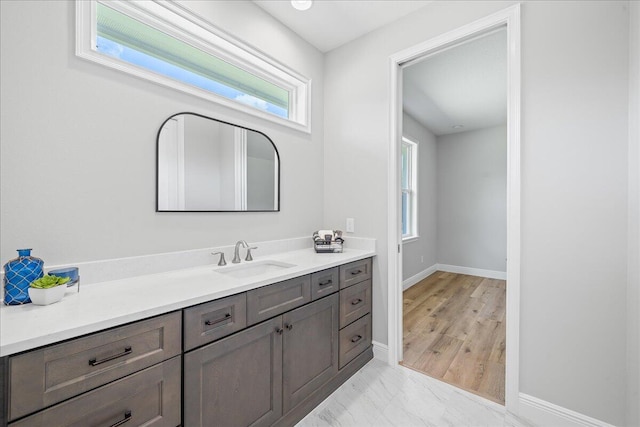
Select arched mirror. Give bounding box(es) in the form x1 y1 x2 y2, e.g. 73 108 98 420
156 113 280 212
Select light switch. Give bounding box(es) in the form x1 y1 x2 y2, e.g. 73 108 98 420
346 218 355 233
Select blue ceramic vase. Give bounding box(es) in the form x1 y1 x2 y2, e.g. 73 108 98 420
3 249 44 305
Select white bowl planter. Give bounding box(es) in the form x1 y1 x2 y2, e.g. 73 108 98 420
28 285 66 305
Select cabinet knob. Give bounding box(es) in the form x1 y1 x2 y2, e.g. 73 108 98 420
351 298 363 306
276 327 284 335
351 335 363 343
285 323 294 331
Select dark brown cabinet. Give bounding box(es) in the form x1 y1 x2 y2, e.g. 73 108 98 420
1 257 373 427
339 258 372 289
338 261 373 369
184 294 340 426
310 267 339 301
247 276 311 326
12 356 181 427
183 293 247 351
7 312 181 423
282 294 339 413
184 317 283 427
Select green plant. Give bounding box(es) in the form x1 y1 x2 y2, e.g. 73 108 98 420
30 275 70 289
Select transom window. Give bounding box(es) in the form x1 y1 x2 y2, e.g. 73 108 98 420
76 1 311 132
401 137 418 240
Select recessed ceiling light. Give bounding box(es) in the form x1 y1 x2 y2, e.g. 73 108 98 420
452 125 465 130
291 0 313 11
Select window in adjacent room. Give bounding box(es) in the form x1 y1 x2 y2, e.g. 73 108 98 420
76 1 310 132
401 137 418 240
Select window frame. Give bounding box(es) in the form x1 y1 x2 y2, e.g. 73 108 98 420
76 0 311 133
401 137 419 242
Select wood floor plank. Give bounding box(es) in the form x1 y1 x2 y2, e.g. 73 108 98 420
402 271 506 404
443 318 502 391
413 334 464 377
477 361 505 404
404 274 453 315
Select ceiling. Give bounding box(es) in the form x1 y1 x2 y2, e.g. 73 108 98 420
253 0 432 53
403 28 507 136
252 1 506 136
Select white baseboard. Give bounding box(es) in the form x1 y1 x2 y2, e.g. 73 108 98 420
519 393 615 427
402 264 438 290
402 264 506 291
436 263 507 280
372 340 389 363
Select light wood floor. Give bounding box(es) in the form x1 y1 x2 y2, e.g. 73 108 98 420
401 271 506 404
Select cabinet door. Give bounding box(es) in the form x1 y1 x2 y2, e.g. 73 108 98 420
184 317 283 427
282 293 339 414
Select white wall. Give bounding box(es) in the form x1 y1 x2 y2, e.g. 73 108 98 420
324 1 629 424
0 0 324 265
519 3 628 424
436 125 506 272
627 2 640 425
402 113 437 280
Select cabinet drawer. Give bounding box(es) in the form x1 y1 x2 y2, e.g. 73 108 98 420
339 258 372 289
9 312 181 421
340 279 371 328
310 267 339 301
339 313 372 369
247 276 311 326
12 356 181 427
183 293 247 351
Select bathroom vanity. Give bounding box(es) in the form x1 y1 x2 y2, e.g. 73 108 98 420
0 250 374 427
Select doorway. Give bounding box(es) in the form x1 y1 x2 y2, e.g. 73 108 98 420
400 27 507 404
387 4 521 411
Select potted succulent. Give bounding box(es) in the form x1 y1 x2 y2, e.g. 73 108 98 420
28 275 70 305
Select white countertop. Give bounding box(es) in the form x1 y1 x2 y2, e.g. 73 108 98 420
0 248 375 357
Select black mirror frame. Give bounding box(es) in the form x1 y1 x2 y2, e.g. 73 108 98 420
156 112 281 213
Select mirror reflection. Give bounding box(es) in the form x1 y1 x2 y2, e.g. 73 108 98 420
157 113 280 212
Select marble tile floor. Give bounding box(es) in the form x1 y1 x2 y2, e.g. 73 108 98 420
296 359 535 427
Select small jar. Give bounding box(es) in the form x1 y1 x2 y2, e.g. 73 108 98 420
3 249 44 305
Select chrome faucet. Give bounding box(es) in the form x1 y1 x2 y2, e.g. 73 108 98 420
232 240 249 263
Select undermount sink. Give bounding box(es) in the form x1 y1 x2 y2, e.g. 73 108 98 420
215 260 296 279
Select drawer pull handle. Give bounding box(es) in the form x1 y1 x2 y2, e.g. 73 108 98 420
89 346 132 366
351 298 363 306
351 269 363 275
351 335 363 343
205 313 232 326
286 323 294 331
319 279 333 286
109 410 132 427
276 327 284 335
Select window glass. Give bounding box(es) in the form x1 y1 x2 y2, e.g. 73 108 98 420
96 2 289 118
401 138 418 240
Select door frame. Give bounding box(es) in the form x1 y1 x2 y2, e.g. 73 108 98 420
387 4 521 411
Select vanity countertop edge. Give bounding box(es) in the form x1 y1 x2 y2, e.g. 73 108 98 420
0 248 375 357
